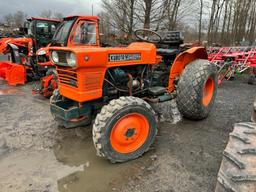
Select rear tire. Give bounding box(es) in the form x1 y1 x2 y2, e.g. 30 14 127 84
176 59 218 120
215 122 256 192
92 96 157 163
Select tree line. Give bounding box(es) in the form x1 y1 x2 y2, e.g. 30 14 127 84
2 0 256 46
1 10 63 28
99 0 256 46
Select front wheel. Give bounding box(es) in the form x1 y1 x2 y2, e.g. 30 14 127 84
176 59 218 120
92 96 158 163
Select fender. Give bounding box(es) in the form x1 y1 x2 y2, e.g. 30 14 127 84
8 43 22 64
167 47 208 92
0 37 33 55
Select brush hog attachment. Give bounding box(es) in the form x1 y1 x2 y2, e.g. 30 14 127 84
0 61 26 86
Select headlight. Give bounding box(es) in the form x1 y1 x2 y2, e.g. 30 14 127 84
37 50 46 56
51 51 59 63
66 52 76 67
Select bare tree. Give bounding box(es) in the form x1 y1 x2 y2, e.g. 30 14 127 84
3 14 14 27
100 0 256 46
198 0 203 42
53 12 64 20
13 11 26 27
102 0 136 38
40 10 53 19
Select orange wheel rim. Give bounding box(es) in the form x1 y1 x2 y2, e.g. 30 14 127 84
202 77 214 106
110 113 149 154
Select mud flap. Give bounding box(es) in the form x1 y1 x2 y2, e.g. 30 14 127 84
0 61 26 86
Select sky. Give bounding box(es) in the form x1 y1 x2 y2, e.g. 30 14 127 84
0 0 102 20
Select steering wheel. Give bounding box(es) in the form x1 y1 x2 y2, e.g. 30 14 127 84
134 29 162 43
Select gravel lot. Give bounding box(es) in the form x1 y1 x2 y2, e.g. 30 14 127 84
0 74 255 192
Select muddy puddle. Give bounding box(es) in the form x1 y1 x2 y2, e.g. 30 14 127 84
0 79 19 95
54 130 154 192
0 88 19 95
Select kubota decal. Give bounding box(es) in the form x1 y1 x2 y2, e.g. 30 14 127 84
108 53 141 62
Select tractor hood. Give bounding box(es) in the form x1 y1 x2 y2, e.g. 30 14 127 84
49 42 161 69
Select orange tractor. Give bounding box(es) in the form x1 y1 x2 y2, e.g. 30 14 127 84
33 16 102 97
49 16 218 162
0 17 60 86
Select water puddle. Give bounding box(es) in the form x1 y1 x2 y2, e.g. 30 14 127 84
0 88 19 95
0 79 19 95
54 130 154 192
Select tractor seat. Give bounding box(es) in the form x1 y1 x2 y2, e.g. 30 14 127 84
157 48 178 56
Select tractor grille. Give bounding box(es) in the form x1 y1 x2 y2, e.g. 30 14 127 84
57 67 78 88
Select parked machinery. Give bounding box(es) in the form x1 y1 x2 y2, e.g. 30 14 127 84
208 46 256 85
32 16 102 97
0 17 60 85
49 16 218 162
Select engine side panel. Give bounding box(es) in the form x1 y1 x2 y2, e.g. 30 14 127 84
52 42 162 102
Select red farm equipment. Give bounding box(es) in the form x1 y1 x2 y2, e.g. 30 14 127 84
208 46 256 85
0 17 60 86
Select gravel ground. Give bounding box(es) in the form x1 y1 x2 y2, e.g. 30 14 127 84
0 75 255 192
120 76 256 192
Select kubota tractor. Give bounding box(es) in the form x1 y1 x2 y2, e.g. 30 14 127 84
49 16 218 162
32 16 101 98
0 17 60 85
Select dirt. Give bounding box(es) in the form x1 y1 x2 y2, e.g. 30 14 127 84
0 75 255 192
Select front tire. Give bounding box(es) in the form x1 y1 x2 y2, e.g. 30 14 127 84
176 59 218 120
92 96 157 163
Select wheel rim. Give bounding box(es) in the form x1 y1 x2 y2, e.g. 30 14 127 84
110 113 150 154
202 77 214 106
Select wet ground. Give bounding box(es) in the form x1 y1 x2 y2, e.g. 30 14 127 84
0 73 255 192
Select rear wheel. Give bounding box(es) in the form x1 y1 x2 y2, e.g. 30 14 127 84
92 96 157 163
176 59 218 120
215 122 256 192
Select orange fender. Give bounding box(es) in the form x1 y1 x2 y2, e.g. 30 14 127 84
0 37 33 55
0 62 26 86
167 47 208 92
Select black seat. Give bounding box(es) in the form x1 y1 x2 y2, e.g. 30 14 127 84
157 48 178 56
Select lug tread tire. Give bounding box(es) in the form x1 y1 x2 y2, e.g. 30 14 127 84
177 59 217 120
92 96 157 163
215 122 256 192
